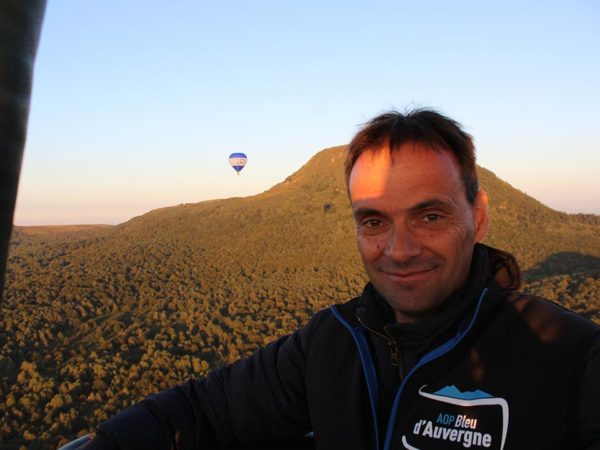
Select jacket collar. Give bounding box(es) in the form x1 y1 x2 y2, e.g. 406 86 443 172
487 244 522 291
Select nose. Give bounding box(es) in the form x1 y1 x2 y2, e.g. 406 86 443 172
384 223 422 263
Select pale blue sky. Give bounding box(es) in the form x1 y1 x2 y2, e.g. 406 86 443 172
15 0 600 225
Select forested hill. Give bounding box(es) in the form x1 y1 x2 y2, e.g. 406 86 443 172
2 145 600 449
105 144 600 272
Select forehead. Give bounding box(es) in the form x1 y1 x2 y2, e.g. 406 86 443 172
348 143 465 204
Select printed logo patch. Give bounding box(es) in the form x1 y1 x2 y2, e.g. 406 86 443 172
402 385 509 450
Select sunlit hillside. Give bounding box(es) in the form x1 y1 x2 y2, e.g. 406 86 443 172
1 145 599 449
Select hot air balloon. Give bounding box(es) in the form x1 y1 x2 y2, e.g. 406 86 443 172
229 152 247 175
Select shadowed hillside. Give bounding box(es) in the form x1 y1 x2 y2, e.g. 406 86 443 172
1 145 599 449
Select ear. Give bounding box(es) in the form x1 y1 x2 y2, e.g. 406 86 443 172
473 191 489 242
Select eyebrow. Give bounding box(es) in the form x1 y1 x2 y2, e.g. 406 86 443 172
408 199 451 213
352 198 452 220
352 207 385 220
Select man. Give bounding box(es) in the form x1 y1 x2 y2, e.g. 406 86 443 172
86 109 600 450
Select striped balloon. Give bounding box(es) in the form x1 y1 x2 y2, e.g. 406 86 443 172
228 152 248 174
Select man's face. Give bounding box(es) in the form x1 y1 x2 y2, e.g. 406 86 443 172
348 143 488 323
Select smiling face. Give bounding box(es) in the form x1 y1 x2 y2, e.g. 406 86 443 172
348 142 489 323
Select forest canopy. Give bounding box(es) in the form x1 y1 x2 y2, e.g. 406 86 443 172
1 146 599 449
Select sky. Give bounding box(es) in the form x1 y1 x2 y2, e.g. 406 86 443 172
14 0 600 225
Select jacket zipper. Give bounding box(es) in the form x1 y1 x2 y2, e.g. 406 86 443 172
356 315 400 368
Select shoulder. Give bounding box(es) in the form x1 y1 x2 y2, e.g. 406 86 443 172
307 295 363 330
487 288 600 347
300 295 362 331
509 292 599 332
288 295 363 353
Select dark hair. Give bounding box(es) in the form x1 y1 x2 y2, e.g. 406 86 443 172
345 109 479 204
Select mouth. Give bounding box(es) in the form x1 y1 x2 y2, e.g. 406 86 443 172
382 266 437 283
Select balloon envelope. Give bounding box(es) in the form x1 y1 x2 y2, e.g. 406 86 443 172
229 152 247 174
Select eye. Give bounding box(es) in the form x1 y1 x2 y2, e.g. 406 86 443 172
362 218 383 228
423 213 442 223
356 217 388 235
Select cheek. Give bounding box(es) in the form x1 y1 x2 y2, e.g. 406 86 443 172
445 227 477 264
356 236 383 260
418 225 473 259
441 220 476 246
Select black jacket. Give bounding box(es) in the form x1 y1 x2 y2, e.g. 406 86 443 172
90 245 600 449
